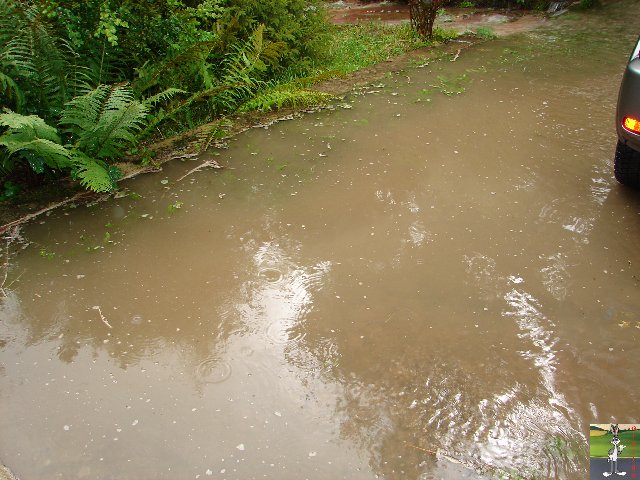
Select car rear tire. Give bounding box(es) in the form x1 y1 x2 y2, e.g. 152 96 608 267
614 140 640 188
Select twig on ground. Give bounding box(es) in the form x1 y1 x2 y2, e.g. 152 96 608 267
92 306 112 329
177 159 223 182
451 48 462 62
403 441 438 455
0 191 98 235
166 153 199 162
0 227 24 297
0 237 9 298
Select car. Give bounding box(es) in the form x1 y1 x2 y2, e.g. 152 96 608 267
614 36 640 188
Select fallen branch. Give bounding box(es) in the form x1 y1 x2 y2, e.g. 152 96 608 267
0 191 100 235
177 159 223 182
451 48 462 62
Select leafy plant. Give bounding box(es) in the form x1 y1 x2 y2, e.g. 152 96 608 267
1 82 147 193
240 82 333 112
0 0 92 120
475 26 497 39
0 111 72 174
0 180 20 200
60 83 149 159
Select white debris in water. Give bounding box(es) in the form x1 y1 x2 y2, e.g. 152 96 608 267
76 275 85 279
63 425 70 431
274 411 282 417
205 469 213 476
308 451 317 457
132 419 139 426
236 444 245 451
508 275 524 284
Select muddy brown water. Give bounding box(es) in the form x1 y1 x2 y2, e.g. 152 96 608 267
2 4 640 479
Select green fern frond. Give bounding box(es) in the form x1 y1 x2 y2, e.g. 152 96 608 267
61 83 149 159
0 111 71 172
133 40 221 95
0 4 33 77
93 99 148 158
211 25 286 113
0 111 60 143
60 84 108 134
240 87 333 112
0 70 24 110
143 88 187 106
70 151 116 192
0 1 82 120
142 84 232 133
0 136 71 173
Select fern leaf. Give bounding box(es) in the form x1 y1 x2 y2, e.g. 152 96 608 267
60 84 109 136
0 111 71 172
70 151 116 192
61 84 149 160
143 88 186 106
0 111 60 143
132 40 221 95
93 100 149 158
240 87 333 112
0 70 24 110
211 24 284 112
0 136 71 172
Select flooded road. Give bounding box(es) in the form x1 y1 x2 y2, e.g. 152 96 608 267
2 3 640 479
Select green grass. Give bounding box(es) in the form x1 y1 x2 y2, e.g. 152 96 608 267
324 22 458 75
591 431 638 458
475 26 497 40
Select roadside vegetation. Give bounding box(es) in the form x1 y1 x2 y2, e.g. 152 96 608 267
0 0 561 202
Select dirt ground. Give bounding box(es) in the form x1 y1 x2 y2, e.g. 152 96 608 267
0 2 552 234
328 0 549 36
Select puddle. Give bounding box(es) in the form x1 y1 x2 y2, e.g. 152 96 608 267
2 3 640 479
328 0 547 36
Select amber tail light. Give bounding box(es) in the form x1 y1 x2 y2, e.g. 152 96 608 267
623 116 640 134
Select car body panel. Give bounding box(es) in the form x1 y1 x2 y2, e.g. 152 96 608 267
616 37 640 152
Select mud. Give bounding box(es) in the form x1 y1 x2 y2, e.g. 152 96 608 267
2 1 640 479
328 0 548 36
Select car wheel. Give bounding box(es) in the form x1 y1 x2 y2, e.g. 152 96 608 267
614 140 640 188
